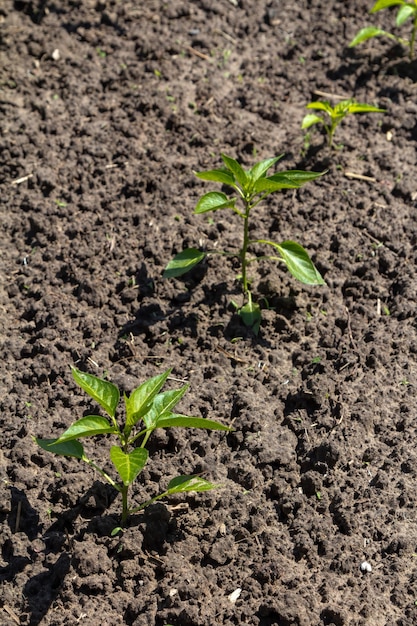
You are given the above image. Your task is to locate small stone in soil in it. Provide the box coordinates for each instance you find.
[360,561,372,573]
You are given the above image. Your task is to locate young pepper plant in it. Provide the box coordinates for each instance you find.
[302,99,385,149]
[163,154,325,334]
[349,0,417,61]
[35,367,231,525]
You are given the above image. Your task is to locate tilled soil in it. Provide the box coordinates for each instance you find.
[1,1,417,625]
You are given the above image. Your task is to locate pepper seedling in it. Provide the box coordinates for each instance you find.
[163,153,325,334]
[35,367,231,525]
[349,0,417,61]
[301,99,385,148]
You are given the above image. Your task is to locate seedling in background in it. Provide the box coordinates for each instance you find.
[302,99,385,148]
[35,367,231,525]
[163,154,325,334]
[350,0,417,61]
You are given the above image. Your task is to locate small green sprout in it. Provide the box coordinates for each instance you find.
[35,367,231,525]
[349,0,417,61]
[163,154,325,334]
[399,377,411,386]
[302,99,385,148]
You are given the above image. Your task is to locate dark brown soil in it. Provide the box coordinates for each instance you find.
[1,1,417,624]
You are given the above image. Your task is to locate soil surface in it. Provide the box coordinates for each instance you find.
[1,1,417,625]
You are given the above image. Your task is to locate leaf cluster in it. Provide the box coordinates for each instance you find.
[349,0,417,60]
[164,154,325,334]
[302,99,385,148]
[36,367,231,523]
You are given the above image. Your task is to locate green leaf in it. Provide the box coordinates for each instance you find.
[110,446,148,486]
[54,415,118,443]
[155,413,232,431]
[301,113,324,129]
[142,386,189,430]
[163,248,206,278]
[125,369,171,431]
[273,241,325,285]
[333,100,354,116]
[248,155,284,182]
[305,101,334,114]
[349,27,389,47]
[221,154,248,188]
[371,0,406,12]
[166,475,218,494]
[272,170,325,185]
[195,168,236,186]
[396,4,415,26]
[253,176,300,193]
[71,367,120,419]
[254,169,325,194]
[194,191,236,214]
[35,437,85,459]
[347,102,386,114]
[239,297,261,335]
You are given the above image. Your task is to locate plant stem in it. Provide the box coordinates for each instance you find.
[84,457,120,490]
[328,123,335,148]
[410,17,417,60]
[121,485,129,525]
[240,197,251,296]
[140,430,152,449]
[130,491,167,514]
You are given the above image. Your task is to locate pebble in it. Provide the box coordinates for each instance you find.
[360,561,372,573]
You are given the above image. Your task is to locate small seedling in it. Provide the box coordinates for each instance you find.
[349,0,417,61]
[163,154,325,334]
[302,99,385,148]
[35,367,231,524]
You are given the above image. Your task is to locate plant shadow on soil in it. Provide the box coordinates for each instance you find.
[2,483,182,625]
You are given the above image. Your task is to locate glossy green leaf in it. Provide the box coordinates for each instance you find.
[71,367,120,418]
[35,437,85,459]
[305,101,334,114]
[194,168,235,186]
[110,446,148,486]
[253,176,302,193]
[254,169,324,193]
[163,248,206,278]
[239,297,261,335]
[371,0,406,12]
[194,191,236,214]
[155,413,232,431]
[396,4,415,26]
[142,386,189,430]
[348,103,385,114]
[248,155,284,182]
[273,240,325,285]
[271,170,325,185]
[221,154,248,188]
[349,27,389,47]
[125,369,171,431]
[301,113,324,129]
[55,415,117,443]
[166,475,218,494]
